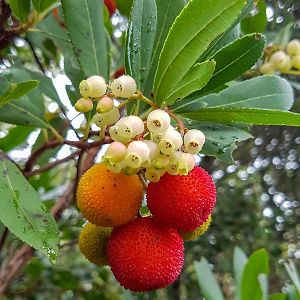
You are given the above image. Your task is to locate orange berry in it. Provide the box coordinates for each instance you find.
[77,163,143,227]
[79,223,112,266]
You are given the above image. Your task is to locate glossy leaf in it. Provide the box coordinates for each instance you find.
[0,80,39,107]
[194,258,224,300]
[7,0,31,22]
[61,0,109,79]
[143,0,185,96]
[200,34,265,94]
[153,0,245,105]
[188,121,252,162]
[125,0,157,89]
[179,108,300,127]
[241,1,267,34]
[173,76,294,113]
[234,247,248,300]
[32,0,57,12]
[241,248,269,300]
[0,153,59,262]
[164,61,215,105]
[0,126,33,152]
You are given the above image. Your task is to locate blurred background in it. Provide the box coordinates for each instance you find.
[0,0,299,299]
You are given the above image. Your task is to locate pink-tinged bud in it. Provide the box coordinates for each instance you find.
[177,152,195,175]
[104,142,127,163]
[86,75,107,98]
[79,80,92,98]
[184,129,205,154]
[147,109,171,134]
[75,98,93,113]
[96,96,114,113]
[125,141,150,168]
[287,39,300,56]
[159,127,183,155]
[111,75,137,98]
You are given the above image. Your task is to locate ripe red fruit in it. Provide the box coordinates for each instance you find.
[104,0,117,17]
[107,217,184,292]
[147,166,216,231]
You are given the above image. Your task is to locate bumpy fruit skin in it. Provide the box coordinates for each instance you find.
[107,217,184,292]
[77,163,143,227]
[79,223,112,266]
[181,215,212,241]
[104,0,116,16]
[147,166,216,231]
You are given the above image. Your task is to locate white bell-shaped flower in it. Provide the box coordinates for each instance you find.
[147,109,170,134]
[104,142,127,163]
[145,167,166,183]
[86,75,107,98]
[125,141,150,168]
[184,129,205,154]
[159,126,183,155]
[287,39,300,56]
[92,106,120,128]
[177,152,195,176]
[111,75,137,98]
[79,80,92,98]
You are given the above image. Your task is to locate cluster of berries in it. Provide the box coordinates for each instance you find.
[74,75,206,182]
[260,39,300,75]
[77,163,216,291]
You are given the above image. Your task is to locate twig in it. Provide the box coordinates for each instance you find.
[25,36,45,74]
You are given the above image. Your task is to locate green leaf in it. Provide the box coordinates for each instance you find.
[0,80,39,107]
[241,248,269,300]
[153,0,245,105]
[125,0,157,89]
[164,60,215,105]
[188,121,252,162]
[32,0,57,12]
[7,0,31,22]
[115,0,133,17]
[200,33,265,94]
[274,23,294,46]
[269,294,287,300]
[234,247,248,300]
[194,258,225,300]
[0,153,59,262]
[241,1,267,34]
[173,76,294,113]
[143,0,185,96]
[61,0,109,79]
[179,108,300,127]
[0,126,33,152]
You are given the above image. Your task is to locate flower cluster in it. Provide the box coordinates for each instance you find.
[260,39,300,75]
[74,75,206,182]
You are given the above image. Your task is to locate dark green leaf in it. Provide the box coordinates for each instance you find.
[0,80,39,107]
[61,0,109,79]
[125,0,157,89]
[115,0,133,16]
[32,0,57,12]
[179,108,300,127]
[164,60,215,105]
[194,258,224,300]
[188,121,252,162]
[200,34,265,94]
[0,153,59,262]
[143,0,185,96]
[173,76,294,113]
[0,126,33,152]
[241,248,269,300]
[153,0,246,105]
[7,0,31,22]
[233,247,248,300]
[241,1,267,34]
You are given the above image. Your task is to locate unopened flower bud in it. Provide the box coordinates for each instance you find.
[79,80,92,98]
[111,75,137,98]
[270,51,290,71]
[96,96,114,113]
[75,98,93,113]
[145,168,165,183]
[287,39,300,56]
[259,62,275,75]
[104,142,127,163]
[159,127,183,155]
[184,129,205,154]
[147,109,171,134]
[125,141,150,168]
[291,55,300,70]
[177,152,195,175]
[86,75,107,98]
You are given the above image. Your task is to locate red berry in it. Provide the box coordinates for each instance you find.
[107,217,184,292]
[147,166,216,231]
[104,0,117,17]
[113,66,125,79]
